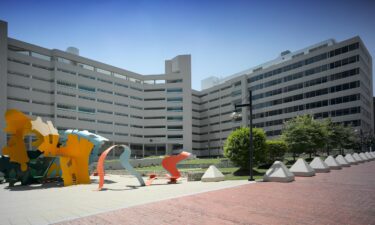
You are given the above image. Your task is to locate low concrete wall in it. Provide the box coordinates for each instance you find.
[177,159,235,169]
[94,158,235,170]
[92,157,163,170]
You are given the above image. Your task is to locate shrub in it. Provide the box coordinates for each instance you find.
[224,127,267,169]
[266,139,287,164]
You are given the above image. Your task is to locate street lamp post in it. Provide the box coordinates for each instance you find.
[360,129,364,152]
[230,90,254,181]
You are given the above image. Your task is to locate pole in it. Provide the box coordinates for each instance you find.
[249,90,254,181]
[360,129,363,152]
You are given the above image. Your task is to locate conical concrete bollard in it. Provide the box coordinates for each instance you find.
[310,157,330,173]
[365,152,374,160]
[359,153,369,162]
[324,156,341,169]
[345,154,358,165]
[263,161,294,182]
[335,155,350,167]
[289,158,315,177]
[201,165,225,182]
[352,153,363,163]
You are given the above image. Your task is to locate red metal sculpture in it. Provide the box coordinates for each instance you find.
[146,151,191,185]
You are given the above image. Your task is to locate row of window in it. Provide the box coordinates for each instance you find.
[247,42,359,83]
[56,114,184,130]
[253,94,360,119]
[253,106,361,128]
[8,70,55,83]
[253,81,360,110]
[8,58,54,71]
[193,53,361,105]
[56,104,183,121]
[250,55,359,92]
[252,68,360,101]
[9,45,184,86]
[57,80,184,102]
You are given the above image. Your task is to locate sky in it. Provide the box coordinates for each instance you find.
[0,0,374,91]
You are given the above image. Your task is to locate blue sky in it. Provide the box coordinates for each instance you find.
[0,0,374,91]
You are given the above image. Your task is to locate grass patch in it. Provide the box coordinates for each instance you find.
[224,167,266,180]
[135,165,163,172]
[180,158,224,165]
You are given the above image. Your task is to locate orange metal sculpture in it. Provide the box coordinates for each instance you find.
[146,151,191,185]
[97,145,117,190]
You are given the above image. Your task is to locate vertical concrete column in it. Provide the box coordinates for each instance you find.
[0,21,8,153]
[165,55,193,153]
[178,55,193,152]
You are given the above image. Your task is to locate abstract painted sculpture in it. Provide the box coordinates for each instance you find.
[97,145,145,190]
[146,151,191,185]
[1,109,190,189]
[0,109,107,186]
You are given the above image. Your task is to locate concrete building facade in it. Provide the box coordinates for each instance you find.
[192,37,373,156]
[0,20,373,157]
[0,21,192,157]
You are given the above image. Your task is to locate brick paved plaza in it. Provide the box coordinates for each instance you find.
[58,161,375,225]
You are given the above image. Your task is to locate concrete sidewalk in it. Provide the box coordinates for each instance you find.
[0,175,248,225]
[59,161,375,225]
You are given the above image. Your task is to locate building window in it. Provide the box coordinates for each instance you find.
[168,135,183,139]
[114,73,127,80]
[57,80,76,89]
[98,120,113,125]
[77,63,94,71]
[168,125,183,130]
[97,99,113,105]
[167,106,183,112]
[79,95,95,101]
[167,88,183,93]
[78,85,96,93]
[96,68,111,76]
[98,88,113,94]
[167,116,183,121]
[167,79,183,83]
[57,104,76,111]
[167,97,183,102]
[78,107,95,114]
[31,52,51,61]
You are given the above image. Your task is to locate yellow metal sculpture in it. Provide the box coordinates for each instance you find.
[2,109,94,186]
[2,110,31,172]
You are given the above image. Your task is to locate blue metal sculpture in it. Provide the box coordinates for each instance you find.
[119,145,145,186]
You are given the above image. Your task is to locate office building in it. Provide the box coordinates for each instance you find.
[0,21,192,157]
[0,20,373,157]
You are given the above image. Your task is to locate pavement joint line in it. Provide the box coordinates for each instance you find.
[51,181,256,224]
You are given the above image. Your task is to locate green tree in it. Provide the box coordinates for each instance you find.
[281,115,327,160]
[224,127,267,169]
[322,119,337,155]
[342,127,360,152]
[322,119,356,155]
[266,139,287,164]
